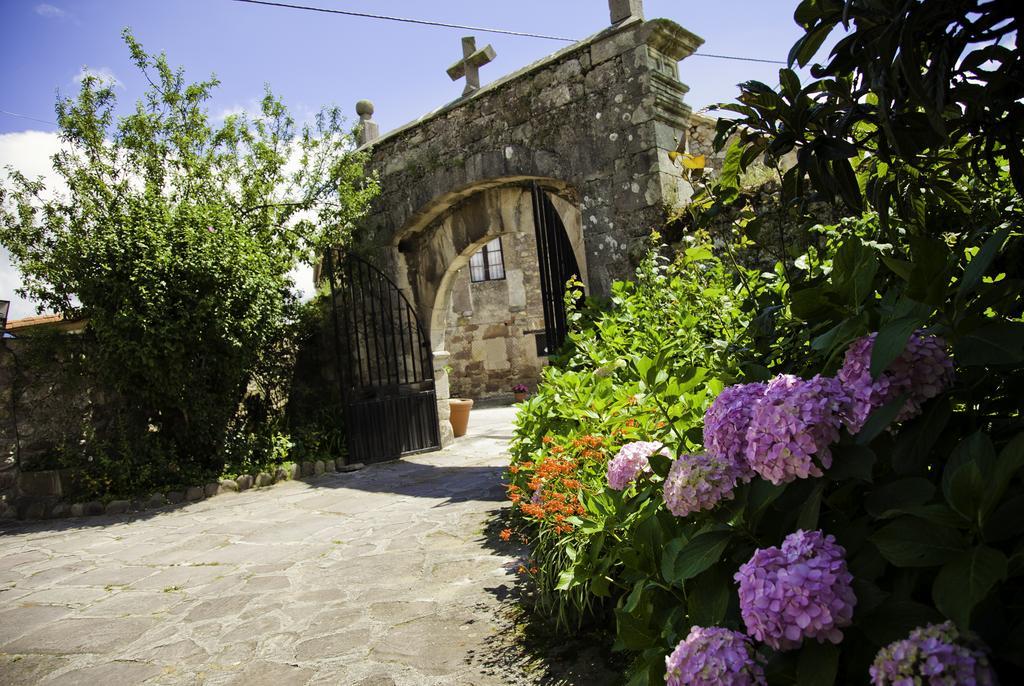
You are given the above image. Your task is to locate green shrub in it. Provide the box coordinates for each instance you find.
[508,1,1024,683]
[0,32,376,495]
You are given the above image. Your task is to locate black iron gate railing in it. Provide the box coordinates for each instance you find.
[323,251,440,464]
[531,183,583,355]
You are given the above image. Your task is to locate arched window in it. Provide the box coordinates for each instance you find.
[469,237,505,282]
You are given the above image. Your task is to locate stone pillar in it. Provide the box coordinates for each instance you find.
[433,350,454,447]
[355,100,379,147]
[609,0,643,23]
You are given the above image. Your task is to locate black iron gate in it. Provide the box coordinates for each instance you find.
[531,183,583,355]
[324,251,440,464]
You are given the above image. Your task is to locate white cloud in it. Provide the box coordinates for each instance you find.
[73,66,123,89]
[0,130,66,320]
[35,3,67,19]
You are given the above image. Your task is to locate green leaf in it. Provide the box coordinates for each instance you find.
[865,478,936,518]
[955,320,1024,366]
[870,313,929,378]
[932,545,1008,628]
[871,516,966,567]
[881,255,913,281]
[860,601,945,646]
[984,495,1024,542]
[615,607,657,650]
[942,432,994,523]
[797,641,839,686]
[984,432,1024,513]
[827,444,876,482]
[555,568,576,591]
[688,565,730,626]
[797,482,824,530]
[856,395,907,445]
[891,396,952,474]
[662,530,732,584]
[789,21,836,67]
[780,68,801,99]
[719,139,744,190]
[958,227,1010,302]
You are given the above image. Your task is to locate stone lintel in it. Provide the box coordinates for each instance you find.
[642,18,704,61]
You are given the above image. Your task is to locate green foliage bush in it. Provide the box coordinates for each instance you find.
[507,1,1024,683]
[0,32,376,495]
[508,239,764,626]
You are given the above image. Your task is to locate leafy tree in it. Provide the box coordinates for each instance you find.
[0,30,377,483]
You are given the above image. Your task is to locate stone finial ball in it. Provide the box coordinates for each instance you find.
[355,100,375,118]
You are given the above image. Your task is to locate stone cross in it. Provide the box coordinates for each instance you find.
[446,36,496,96]
[609,0,643,24]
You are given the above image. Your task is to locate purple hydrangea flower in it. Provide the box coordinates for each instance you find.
[869,622,995,686]
[838,331,954,434]
[744,375,848,484]
[663,453,743,517]
[703,382,766,481]
[606,441,667,491]
[665,626,766,686]
[735,529,856,651]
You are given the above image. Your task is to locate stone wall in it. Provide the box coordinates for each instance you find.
[0,336,99,519]
[444,230,547,400]
[355,16,705,310]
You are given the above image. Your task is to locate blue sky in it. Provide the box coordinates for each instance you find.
[1,0,820,318]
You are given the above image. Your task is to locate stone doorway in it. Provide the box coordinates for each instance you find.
[392,182,585,404]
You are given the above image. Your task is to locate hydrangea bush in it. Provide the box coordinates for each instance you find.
[505,2,1024,683]
[665,626,765,686]
[607,441,667,491]
[662,453,745,517]
[735,530,856,650]
[744,374,848,484]
[869,622,996,686]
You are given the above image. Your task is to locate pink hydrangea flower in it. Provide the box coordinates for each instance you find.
[838,331,953,434]
[606,441,667,491]
[870,622,995,686]
[665,626,765,686]
[703,382,766,481]
[735,529,856,651]
[662,453,743,517]
[744,375,849,484]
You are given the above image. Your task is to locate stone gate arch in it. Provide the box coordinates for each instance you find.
[336,3,717,446]
[385,178,585,352]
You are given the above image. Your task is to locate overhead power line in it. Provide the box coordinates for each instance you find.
[0,110,57,126]
[231,0,577,42]
[230,0,787,65]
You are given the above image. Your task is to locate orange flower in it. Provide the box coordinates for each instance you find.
[500,528,512,541]
[509,464,519,474]
[542,435,553,444]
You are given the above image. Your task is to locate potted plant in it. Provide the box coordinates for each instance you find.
[512,383,529,403]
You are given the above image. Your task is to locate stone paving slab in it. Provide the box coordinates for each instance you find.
[0,407,616,685]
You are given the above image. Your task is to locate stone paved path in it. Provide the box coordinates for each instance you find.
[0,406,610,685]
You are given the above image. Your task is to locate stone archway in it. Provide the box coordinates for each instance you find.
[384,181,583,424]
[387,182,585,353]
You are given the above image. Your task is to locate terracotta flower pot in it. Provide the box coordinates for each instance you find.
[449,398,474,437]
[513,392,527,403]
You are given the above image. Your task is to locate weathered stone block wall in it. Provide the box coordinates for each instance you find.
[0,336,99,518]
[444,230,547,400]
[356,17,705,300]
